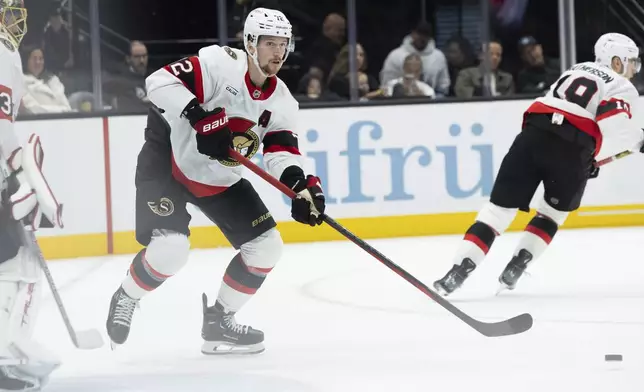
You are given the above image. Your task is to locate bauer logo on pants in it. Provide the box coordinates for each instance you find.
[148,197,175,217]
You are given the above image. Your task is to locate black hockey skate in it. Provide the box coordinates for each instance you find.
[498,249,534,291]
[433,258,477,296]
[106,286,139,349]
[201,293,264,355]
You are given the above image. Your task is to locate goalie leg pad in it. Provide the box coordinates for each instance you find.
[6,337,61,382]
[0,248,56,387]
[0,277,41,356]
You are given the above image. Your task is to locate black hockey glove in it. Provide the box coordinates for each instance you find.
[588,160,600,179]
[183,99,232,160]
[280,166,325,226]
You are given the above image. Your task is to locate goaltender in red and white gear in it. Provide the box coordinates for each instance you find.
[0,135,64,391]
[1,1,65,389]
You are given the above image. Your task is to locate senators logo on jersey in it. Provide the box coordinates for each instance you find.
[212,117,260,167]
[147,197,175,217]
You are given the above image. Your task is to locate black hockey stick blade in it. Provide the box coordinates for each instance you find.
[322,215,534,337]
[429,287,533,337]
[473,313,534,337]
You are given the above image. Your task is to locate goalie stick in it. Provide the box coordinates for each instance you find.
[22,230,104,350]
[229,149,533,338]
[0,148,103,350]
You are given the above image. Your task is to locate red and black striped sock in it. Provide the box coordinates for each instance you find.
[216,253,272,313]
[515,214,559,259]
[454,221,497,266]
[122,249,172,299]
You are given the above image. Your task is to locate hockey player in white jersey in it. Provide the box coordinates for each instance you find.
[0,0,64,390]
[433,33,644,296]
[105,8,326,355]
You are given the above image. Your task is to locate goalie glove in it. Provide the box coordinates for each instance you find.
[1,134,63,231]
[3,147,38,229]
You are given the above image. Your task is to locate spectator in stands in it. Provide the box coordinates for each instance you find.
[327,43,381,100]
[42,7,73,74]
[21,46,72,114]
[455,39,514,98]
[102,40,151,112]
[383,53,435,98]
[306,13,346,82]
[516,36,560,94]
[294,74,342,102]
[444,35,476,97]
[380,21,450,96]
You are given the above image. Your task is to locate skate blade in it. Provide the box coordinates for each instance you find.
[109,340,122,351]
[201,341,265,356]
[496,276,516,295]
[496,270,531,295]
[495,284,510,296]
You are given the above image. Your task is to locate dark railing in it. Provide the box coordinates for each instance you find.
[16,93,541,122]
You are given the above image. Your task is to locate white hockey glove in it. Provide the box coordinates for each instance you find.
[3,134,63,231]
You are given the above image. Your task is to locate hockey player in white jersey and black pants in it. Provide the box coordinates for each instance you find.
[0,1,65,390]
[105,8,326,355]
[433,33,644,296]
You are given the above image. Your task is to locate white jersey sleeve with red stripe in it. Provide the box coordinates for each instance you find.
[594,82,643,156]
[261,96,303,180]
[527,61,643,156]
[146,45,223,120]
[0,35,26,164]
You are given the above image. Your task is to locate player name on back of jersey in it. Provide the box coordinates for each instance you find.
[571,63,615,84]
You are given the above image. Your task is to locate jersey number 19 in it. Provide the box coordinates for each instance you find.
[552,75,598,109]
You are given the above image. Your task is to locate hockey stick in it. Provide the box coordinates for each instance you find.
[230,149,533,337]
[595,149,634,167]
[23,230,104,350]
[0,153,103,350]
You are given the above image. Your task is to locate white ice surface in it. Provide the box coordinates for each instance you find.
[29,227,644,391]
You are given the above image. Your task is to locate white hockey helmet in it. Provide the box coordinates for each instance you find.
[0,0,27,47]
[594,32,641,75]
[243,7,294,76]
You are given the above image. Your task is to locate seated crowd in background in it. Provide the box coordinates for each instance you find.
[19,5,644,115]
